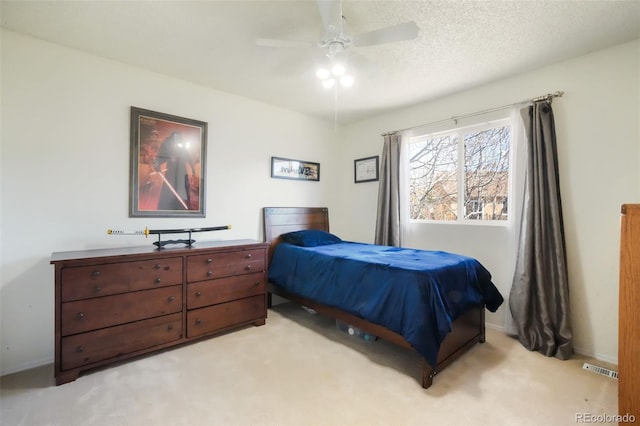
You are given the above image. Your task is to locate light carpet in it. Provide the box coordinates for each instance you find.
[1,302,617,426]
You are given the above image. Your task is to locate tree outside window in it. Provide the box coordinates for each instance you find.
[408,120,511,222]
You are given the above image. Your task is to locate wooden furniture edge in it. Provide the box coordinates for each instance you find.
[619,203,639,417]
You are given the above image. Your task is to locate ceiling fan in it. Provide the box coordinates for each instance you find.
[256,0,420,88]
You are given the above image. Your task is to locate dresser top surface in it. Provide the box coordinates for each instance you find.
[51,239,265,264]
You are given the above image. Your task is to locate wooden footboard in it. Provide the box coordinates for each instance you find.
[269,282,484,389]
[425,305,485,387]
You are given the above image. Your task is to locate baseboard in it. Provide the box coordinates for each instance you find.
[484,323,618,366]
[573,346,618,367]
[1,356,53,377]
[485,322,505,332]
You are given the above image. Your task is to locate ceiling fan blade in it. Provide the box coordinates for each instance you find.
[256,38,314,48]
[353,21,420,47]
[317,0,343,35]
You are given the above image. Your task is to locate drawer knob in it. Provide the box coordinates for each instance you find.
[76,312,85,320]
[195,291,202,297]
[94,286,102,293]
[168,296,175,302]
[206,270,213,277]
[254,281,260,287]
[154,264,161,270]
[167,324,174,331]
[245,265,252,270]
[91,270,101,277]
[154,278,161,284]
[76,346,84,353]
[246,253,252,259]
[206,258,213,264]
[196,319,202,325]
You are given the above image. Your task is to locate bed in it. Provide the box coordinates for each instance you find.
[263,206,503,389]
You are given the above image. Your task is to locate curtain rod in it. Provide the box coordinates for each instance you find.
[381,91,564,136]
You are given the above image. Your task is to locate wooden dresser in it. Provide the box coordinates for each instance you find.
[619,204,639,418]
[51,240,267,385]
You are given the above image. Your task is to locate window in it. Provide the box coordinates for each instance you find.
[408,119,512,223]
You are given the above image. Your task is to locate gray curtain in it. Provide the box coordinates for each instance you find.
[374,133,402,247]
[509,101,573,359]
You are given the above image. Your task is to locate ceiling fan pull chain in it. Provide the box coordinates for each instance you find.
[334,85,339,131]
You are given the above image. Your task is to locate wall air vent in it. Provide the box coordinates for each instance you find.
[582,362,618,379]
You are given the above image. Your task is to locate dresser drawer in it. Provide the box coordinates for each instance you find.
[187,249,265,282]
[187,272,265,309]
[187,295,265,338]
[61,313,182,370]
[61,285,182,336]
[61,263,131,302]
[130,257,183,291]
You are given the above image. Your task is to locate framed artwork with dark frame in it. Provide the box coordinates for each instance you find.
[130,107,207,217]
[271,156,320,181]
[354,156,379,183]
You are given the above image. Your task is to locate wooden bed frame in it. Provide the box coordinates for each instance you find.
[263,206,485,389]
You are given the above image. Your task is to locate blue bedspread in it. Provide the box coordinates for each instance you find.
[268,242,503,366]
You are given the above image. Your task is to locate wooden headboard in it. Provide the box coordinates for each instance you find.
[263,207,330,262]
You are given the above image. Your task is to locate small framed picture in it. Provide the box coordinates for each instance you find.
[354,156,379,183]
[130,107,207,217]
[271,156,320,181]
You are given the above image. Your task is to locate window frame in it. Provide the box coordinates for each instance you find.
[405,116,514,226]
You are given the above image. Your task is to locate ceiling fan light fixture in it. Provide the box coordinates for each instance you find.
[331,63,346,76]
[257,1,421,95]
[322,78,336,89]
[316,68,331,80]
[317,62,354,89]
[340,75,354,87]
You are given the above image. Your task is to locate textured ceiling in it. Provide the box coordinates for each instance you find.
[2,1,639,124]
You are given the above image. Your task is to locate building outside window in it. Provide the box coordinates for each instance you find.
[408,118,512,223]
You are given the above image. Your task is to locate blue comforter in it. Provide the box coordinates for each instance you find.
[268,242,503,366]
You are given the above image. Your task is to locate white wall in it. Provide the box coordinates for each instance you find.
[2,28,638,375]
[335,40,640,364]
[0,29,338,375]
